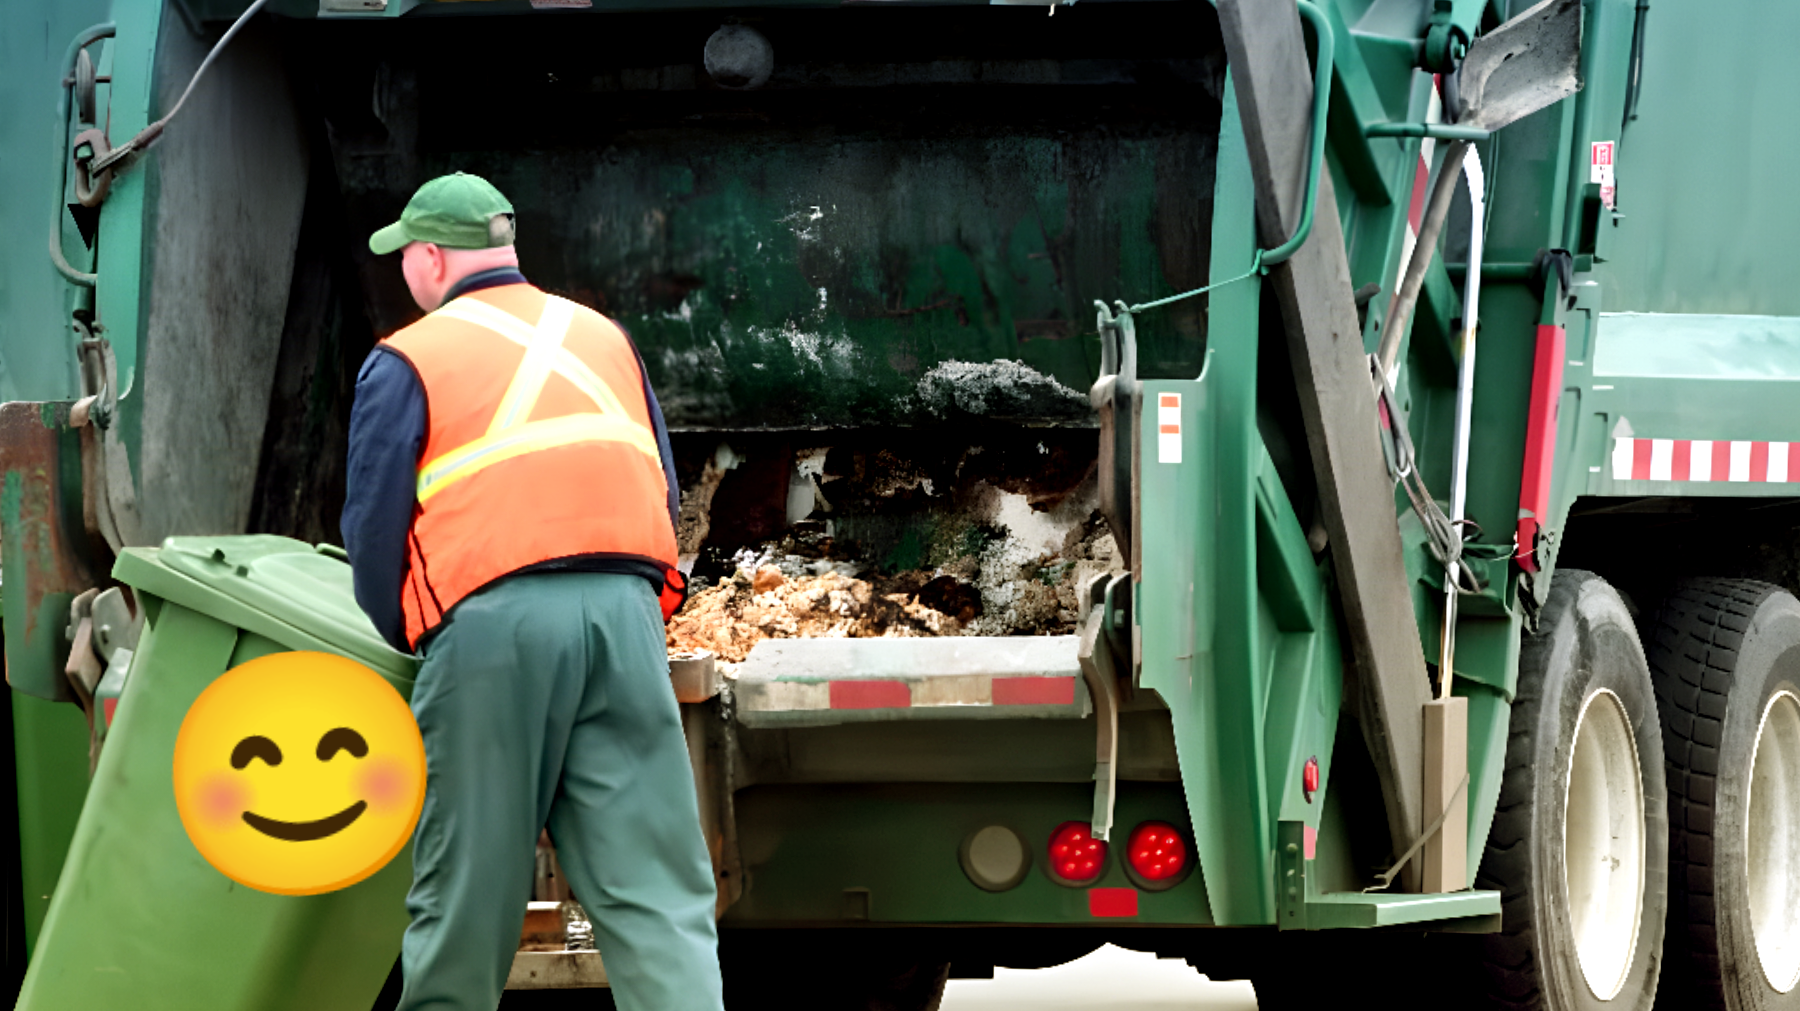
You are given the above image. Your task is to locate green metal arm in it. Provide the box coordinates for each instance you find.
[1259,0,1334,268]
[1366,122,1491,141]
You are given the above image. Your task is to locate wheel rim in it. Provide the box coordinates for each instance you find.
[1747,690,1800,993]
[1563,688,1646,1001]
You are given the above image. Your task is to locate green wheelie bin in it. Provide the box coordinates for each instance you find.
[15,535,418,1011]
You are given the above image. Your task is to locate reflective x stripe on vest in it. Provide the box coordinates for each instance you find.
[419,295,662,503]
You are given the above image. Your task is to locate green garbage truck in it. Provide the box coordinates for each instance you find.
[3,0,1799,1008]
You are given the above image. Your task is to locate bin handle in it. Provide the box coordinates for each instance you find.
[315,544,350,562]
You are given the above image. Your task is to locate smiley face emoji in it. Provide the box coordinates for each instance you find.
[172,651,426,896]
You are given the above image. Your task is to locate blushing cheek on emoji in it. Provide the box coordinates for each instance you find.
[172,651,426,896]
[197,774,252,831]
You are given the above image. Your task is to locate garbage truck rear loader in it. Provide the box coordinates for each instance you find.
[3,0,1800,1009]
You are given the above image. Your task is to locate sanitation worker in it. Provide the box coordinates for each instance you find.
[341,171,724,1011]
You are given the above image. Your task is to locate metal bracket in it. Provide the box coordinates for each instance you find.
[1092,302,1138,564]
[1422,0,1484,72]
[1076,574,1123,841]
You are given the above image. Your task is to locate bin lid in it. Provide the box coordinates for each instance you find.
[112,535,416,682]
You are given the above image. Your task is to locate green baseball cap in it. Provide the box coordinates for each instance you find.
[368,172,517,255]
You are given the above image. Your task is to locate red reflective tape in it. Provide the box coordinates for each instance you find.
[103,698,117,726]
[1515,325,1565,572]
[829,680,912,710]
[1629,439,1652,480]
[1159,393,1179,408]
[1752,441,1771,482]
[992,676,1076,706]
[1790,443,1800,483]
[1714,443,1732,482]
[1088,887,1139,918]
[1672,440,1692,482]
[1408,157,1429,234]
[1303,824,1318,861]
[1159,424,1180,435]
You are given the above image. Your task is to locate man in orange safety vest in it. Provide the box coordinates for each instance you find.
[342,171,722,1011]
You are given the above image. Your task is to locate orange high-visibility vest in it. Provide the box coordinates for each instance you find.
[382,283,679,649]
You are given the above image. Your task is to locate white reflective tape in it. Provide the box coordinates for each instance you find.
[910,676,992,707]
[1649,439,1673,481]
[1730,441,1752,482]
[1690,441,1713,482]
[737,681,831,712]
[1611,437,1634,480]
[1158,393,1182,464]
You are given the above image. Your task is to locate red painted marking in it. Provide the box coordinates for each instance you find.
[1407,156,1429,234]
[1515,325,1566,572]
[1159,393,1180,408]
[1303,824,1318,861]
[103,698,117,726]
[1158,424,1180,435]
[1751,442,1771,482]
[1088,888,1139,918]
[1714,442,1733,482]
[1630,439,1653,481]
[829,680,912,710]
[992,676,1077,707]
[1671,440,1692,482]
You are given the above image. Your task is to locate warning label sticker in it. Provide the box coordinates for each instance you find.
[1590,141,1615,184]
[1591,141,1617,209]
[1157,393,1182,465]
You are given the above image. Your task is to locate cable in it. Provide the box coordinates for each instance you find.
[89,0,271,175]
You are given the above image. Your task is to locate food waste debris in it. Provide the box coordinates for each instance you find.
[666,520,1122,663]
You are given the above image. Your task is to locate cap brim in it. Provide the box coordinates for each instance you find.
[369,221,412,255]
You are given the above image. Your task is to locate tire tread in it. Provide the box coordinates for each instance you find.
[1645,577,1782,1011]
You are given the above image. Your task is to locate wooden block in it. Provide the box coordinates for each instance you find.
[1422,697,1469,893]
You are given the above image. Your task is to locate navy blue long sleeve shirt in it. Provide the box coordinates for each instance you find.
[341,269,680,652]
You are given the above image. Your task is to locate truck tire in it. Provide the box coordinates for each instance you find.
[1474,568,1667,1010]
[1646,579,1800,1011]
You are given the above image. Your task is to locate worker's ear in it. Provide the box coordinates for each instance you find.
[421,242,447,280]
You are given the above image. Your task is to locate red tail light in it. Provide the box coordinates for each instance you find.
[1125,822,1189,888]
[1047,822,1107,885]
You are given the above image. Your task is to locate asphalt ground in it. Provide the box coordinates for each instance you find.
[942,944,1258,1010]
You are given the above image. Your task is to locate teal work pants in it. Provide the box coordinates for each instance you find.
[396,571,724,1011]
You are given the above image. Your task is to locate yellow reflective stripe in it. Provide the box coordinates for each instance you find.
[417,413,661,503]
[486,296,574,435]
[434,298,630,420]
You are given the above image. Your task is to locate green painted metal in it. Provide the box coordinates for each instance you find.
[9,698,89,956]
[723,782,1209,926]
[1365,122,1490,140]
[1136,75,1274,927]
[1276,821,1500,930]
[18,539,416,1010]
[6,0,1799,966]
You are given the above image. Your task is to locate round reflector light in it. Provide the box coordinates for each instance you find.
[1047,821,1108,885]
[1125,821,1190,890]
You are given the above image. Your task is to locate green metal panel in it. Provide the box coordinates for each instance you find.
[8,698,88,956]
[1596,3,1800,316]
[724,782,1209,926]
[1135,76,1278,927]
[0,2,115,404]
[1275,821,1500,930]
